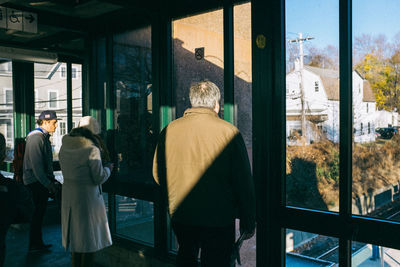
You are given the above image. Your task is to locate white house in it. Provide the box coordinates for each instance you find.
[0,61,82,160]
[375,110,398,128]
[286,65,376,144]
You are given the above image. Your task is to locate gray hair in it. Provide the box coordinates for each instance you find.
[189,81,221,109]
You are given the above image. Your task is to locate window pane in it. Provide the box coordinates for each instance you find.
[72,64,82,131]
[234,3,255,266]
[352,242,400,266]
[113,27,153,183]
[0,61,13,161]
[173,8,224,118]
[5,89,12,104]
[351,0,400,221]
[115,195,154,245]
[35,63,67,160]
[286,0,340,211]
[103,192,109,219]
[49,91,57,108]
[61,66,66,78]
[286,229,338,266]
[59,122,66,136]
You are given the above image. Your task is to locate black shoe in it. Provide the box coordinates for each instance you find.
[29,243,52,252]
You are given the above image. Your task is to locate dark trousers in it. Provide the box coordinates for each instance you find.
[172,221,235,267]
[0,225,8,267]
[27,182,49,247]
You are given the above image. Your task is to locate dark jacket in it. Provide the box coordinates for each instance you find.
[0,174,33,226]
[153,108,256,231]
[23,128,55,187]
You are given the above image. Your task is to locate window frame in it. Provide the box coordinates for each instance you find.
[60,65,77,79]
[4,88,12,104]
[60,66,66,78]
[5,121,12,140]
[90,1,400,266]
[48,90,59,109]
[59,121,66,136]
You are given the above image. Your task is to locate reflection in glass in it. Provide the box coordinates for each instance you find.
[35,62,67,160]
[234,2,252,161]
[72,64,82,130]
[113,27,154,182]
[115,195,154,245]
[352,0,400,222]
[286,229,338,266]
[234,3,255,267]
[352,242,400,266]
[285,0,339,211]
[173,8,224,118]
[103,192,109,213]
[0,61,13,161]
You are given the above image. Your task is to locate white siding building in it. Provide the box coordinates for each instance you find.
[0,61,82,160]
[286,66,376,144]
[375,110,398,128]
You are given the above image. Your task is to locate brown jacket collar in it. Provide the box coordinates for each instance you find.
[183,107,218,117]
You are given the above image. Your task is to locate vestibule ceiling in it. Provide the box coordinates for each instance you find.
[0,0,130,56]
[0,0,230,58]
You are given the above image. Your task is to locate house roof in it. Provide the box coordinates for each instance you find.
[305,66,339,79]
[305,66,339,100]
[304,66,375,102]
[363,81,375,102]
[34,63,61,79]
[320,76,339,101]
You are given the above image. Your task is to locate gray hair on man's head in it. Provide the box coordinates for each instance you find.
[189,80,221,109]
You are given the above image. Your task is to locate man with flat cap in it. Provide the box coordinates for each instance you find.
[23,110,58,252]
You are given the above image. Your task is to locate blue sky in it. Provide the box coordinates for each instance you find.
[286,0,400,49]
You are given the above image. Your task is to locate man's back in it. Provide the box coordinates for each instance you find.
[153,81,255,267]
[153,107,255,228]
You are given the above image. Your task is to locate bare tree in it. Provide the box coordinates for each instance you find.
[306,45,338,70]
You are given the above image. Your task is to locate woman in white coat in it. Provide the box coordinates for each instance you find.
[59,116,114,267]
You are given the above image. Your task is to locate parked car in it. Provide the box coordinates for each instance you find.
[376,127,396,139]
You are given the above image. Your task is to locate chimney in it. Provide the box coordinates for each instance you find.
[294,58,300,71]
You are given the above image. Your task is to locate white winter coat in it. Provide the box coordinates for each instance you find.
[59,135,112,253]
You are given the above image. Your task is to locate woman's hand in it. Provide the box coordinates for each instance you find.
[105,163,114,173]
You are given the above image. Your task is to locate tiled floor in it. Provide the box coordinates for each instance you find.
[4,200,72,267]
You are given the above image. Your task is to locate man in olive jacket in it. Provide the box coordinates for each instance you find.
[153,81,256,267]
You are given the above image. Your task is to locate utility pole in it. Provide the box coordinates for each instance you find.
[289,33,314,141]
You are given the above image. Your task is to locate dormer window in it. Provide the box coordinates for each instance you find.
[60,66,77,79]
[61,66,66,78]
[315,81,319,92]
